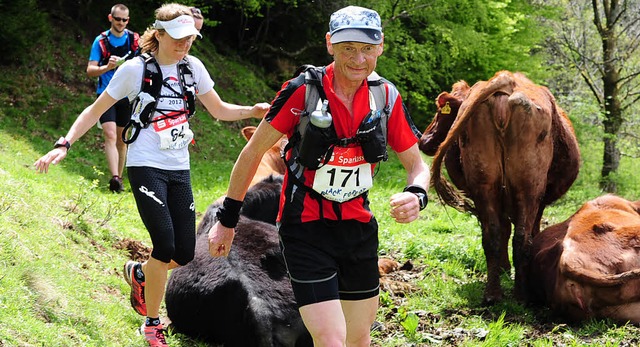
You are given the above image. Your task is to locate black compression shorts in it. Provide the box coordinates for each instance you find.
[128,166,196,265]
[278,218,380,307]
[99,97,131,127]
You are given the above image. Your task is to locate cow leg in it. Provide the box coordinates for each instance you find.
[499,222,511,273]
[458,100,508,305]
[506,91,553,302]
[480,211,508,304]
[512,220,535,301]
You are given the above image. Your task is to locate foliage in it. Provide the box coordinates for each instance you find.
[542,0,640,192]
[2,1,640,346]
[375,0,554,126]
[176,0,555,128]
[0,0,49,65]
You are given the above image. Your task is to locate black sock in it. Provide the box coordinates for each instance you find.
[145,317,161,326]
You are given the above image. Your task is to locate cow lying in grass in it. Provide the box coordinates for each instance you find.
[165,175,313,346]
[527,194,640,324]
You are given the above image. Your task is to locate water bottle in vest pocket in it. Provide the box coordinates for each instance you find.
[298,100,336,170]
[357,110,387,163]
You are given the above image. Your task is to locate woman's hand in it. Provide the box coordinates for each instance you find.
[34,148,68,173]
[250,102,271,119]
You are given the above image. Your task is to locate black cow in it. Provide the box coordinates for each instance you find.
[165,175,312,346]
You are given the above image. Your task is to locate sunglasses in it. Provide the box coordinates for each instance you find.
[112,16,129,22]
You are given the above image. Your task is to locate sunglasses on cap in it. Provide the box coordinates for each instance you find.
[112,16,129,22]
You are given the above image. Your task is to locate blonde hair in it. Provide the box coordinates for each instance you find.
[139,3,193,54]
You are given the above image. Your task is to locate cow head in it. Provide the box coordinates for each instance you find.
[419,81,469,156]
[241,126,288,187]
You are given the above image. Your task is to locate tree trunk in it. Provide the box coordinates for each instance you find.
[596,0,622,193]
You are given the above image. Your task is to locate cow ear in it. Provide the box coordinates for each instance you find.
[436,92,450,108]
[632,200,640,215]
[241,126,257,141]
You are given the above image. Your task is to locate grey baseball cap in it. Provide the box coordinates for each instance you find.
[329,6,383,44]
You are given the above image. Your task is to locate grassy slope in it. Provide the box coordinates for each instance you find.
[2,19,640,347]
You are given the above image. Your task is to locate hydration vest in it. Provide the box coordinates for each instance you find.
[281,65,391,209]
[98,29,140,66]
[122,53,197,144]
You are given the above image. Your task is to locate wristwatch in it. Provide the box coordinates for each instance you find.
[54,137,70,150]
[412,191,428,211]
[403,184,428,211]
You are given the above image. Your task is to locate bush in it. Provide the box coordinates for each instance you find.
[0,0,50,65]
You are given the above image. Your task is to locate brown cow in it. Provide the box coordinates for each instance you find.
[527,194,640,324]
[213,126,287,205]
[241,126,287,187]
[425,71,581,303]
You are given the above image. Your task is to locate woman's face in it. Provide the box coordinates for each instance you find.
[156,31,194,61]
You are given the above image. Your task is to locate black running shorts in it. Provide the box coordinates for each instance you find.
[278,218,380,307]
[99,97,131,127]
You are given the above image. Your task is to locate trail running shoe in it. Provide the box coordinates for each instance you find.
[140,323,168,347]
[109,175,124,193]
[123,260,147,316]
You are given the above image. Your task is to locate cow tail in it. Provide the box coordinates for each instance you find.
[431,71,516,215]
[430,149,466,211]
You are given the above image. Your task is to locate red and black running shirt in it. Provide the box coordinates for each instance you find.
[266,63,420,224]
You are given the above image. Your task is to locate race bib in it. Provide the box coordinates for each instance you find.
[154,113,194,150]
[312,146,373,202]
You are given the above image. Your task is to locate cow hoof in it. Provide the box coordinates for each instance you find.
[482,296,501,306]
[483,290,503,305]
[513,287,528,303]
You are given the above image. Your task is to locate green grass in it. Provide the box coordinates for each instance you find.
[2,19,640,347]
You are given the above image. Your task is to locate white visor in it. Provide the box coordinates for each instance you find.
[154,15,202,39]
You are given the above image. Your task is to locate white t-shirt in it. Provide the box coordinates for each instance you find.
[106,54,215,171]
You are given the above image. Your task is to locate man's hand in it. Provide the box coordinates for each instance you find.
[389,192,420,223]
[208,221,235,257]
[106,56,120,71]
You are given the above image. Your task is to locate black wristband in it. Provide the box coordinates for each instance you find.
[216,197,244,228]
[403,184,428,211]
[54,137,71,150]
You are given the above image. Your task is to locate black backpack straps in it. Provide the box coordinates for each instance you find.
[177,57,196,116]
[304,66,327,111]
[123,54,161,144]
[366,71,389,146]
[178,57,195,86]
[127,29,140,57]
[140,53,162,97]
[98,30,111,65]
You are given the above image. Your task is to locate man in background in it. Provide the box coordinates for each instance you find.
[87,3,139,192]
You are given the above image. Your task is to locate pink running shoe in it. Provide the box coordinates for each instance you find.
[140,323,168,347]
[123,260,147,316]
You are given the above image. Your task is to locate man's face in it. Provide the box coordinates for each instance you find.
[109,9,130,34]
[327,38,383,83]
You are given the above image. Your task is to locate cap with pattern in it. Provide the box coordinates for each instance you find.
[329,6,382,44]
